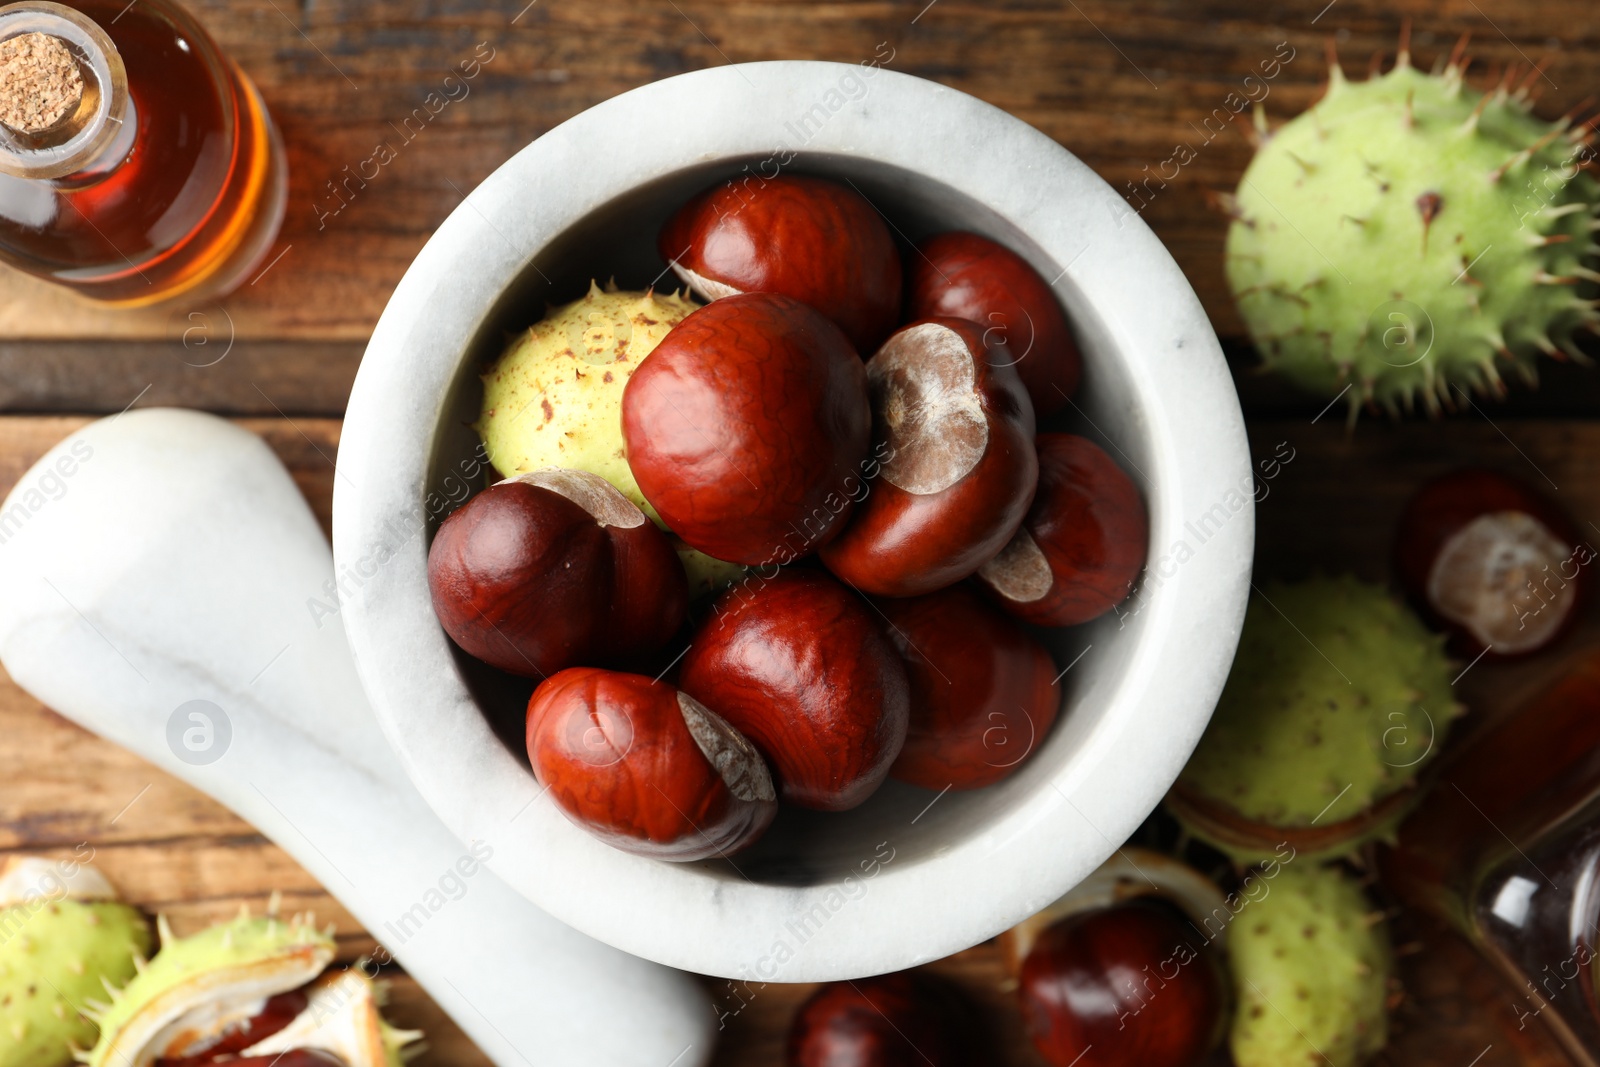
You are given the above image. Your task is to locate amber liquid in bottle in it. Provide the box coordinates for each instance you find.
[0,0,285,305]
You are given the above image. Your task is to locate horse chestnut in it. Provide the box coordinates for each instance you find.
[1019,900,1227,1067]
[786,970,991,1067]
[978,434,1146,627]
[622,293,872,566]
[428,470,688,677]
[659,174,902,353]
[679,569,909,811]
[880,584,1060,790]
[525,668,776,860]
[820,319,1038,597]
[1394,468,1591,657]
[906,231,1081,416]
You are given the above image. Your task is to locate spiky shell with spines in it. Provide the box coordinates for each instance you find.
[0,859,151,1067]
[475,281,746,596]
[85,907,335,1067]
[240,969,421,1067]
[1228,863,1392,1067]
[1226,40,1600,419]
[1170,576,1463,862]
[476,280,700,525]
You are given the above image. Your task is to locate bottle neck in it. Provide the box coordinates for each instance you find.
[0,2,128,180]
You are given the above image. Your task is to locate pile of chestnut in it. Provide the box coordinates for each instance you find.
[786,896,1224,1067]
[428,174,1148,861]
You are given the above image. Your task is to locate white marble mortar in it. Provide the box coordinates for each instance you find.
[336,61,1254,981]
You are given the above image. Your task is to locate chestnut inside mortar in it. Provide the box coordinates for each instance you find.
[423,154,1157,884]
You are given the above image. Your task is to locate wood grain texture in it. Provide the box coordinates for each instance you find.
[3,0,1596,349]
[5,1,1600,1060]
[15,334,1600,419]
[0,341,363,416]
[1,412,1591,1065]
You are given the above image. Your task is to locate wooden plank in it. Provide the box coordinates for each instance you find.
[2,0,1595,344]
[13,334,1600,420]
[1248,419,1598,587]
[7,0,1599,1062]
[0,341,363,417]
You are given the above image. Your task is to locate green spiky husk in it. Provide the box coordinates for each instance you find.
[378,1018,412,1067]
[1230,863,1392,1067]
[1175,576,1461,860]
[0,901,150,1067]
[87,912,334,1067]
[1226,55,1600,417]
[475,282,699,525]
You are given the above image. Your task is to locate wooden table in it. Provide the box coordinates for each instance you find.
[5,1,1600,1063]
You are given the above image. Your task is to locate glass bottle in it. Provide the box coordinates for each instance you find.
[0,0,286,305]
[1383,646,1600,1064]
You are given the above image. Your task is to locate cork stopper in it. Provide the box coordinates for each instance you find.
[0,32,83,134]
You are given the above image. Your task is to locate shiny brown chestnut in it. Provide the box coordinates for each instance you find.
[679,569,909,811]
[879,584,1060,790]
[820,318,1038,597]
[1018,899,1228,1067]
[622,293,872,566]
[1394,467,1592,657]
[427,470,688,678]
[428,475,608,677]
[525,667,776,860]
[659,174,902,354]
[786,970,992,1067]
[527,470,689,661]
[906,231,1082,416]
[979,434,1146,627]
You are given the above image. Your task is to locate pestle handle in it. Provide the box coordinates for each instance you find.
[0,409,712,1067]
